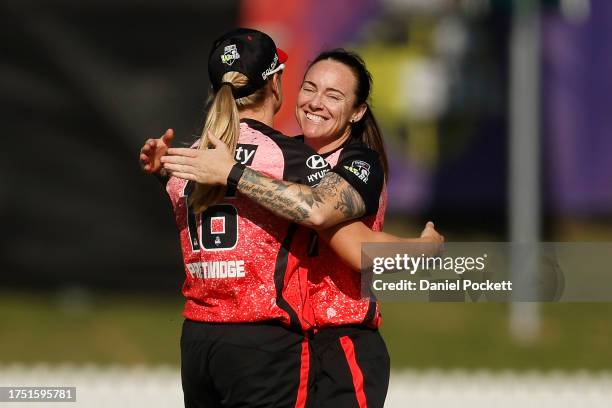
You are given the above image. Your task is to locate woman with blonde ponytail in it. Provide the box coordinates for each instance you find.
[142,29,319,408]
[190,71,266,213]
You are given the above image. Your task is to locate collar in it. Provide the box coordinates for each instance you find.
[240,118,280,138]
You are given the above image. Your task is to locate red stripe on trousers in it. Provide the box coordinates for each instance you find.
[339,335,368,408]
[294,338,310,408]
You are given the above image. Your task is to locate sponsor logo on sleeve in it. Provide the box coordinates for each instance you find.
[221,44,240,66]
[306,155,331,185]
[344,160,371,183]
[306,154,328,169]
[307,169,329,184]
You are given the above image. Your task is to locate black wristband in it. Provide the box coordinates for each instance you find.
[226,162,246,196]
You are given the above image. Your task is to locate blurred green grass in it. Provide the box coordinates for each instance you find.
[381,303,612,370]
[0,291,184,365]
[1,291,611,370]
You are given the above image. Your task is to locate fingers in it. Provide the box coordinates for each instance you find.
[166,147,199,157]
[163,157,195,172]
[162,162,197,175]
[161,128,174,146]
[140,132,173,174]
[207,131,221,147]
[420,220,444,244]
[141,139,154,153]
[139,153,153,173]
[161,154,197,165]
[207,132,231,155]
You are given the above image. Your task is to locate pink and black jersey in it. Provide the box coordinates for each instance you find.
[165,119,331,331]
[303,141,387,329]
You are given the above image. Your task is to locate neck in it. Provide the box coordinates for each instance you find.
[239,106,275,128]
[305,126,351,154]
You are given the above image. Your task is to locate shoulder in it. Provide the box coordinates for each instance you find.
[332,140,383,176]
[327,140,385,215]
[240,120,311,153]
[241,119,296,143]
[336,141,380,161]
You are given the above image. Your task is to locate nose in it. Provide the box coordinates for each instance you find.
[308,92,323,110]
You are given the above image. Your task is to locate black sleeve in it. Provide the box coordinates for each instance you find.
[329,144,384,216]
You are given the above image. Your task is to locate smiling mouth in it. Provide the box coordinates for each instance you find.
[305,112,326,123]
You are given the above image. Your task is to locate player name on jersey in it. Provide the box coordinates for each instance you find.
[186,260,246,279]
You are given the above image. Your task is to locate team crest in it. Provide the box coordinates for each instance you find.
[344,160,371,183]
[221,44,240,66]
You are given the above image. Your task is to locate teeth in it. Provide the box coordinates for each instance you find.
[305,112,324,123]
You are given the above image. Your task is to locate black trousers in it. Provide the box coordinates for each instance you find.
[181,319,308,408]
[306,326,390,408]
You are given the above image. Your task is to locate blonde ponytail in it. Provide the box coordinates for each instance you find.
[189,71,269,213]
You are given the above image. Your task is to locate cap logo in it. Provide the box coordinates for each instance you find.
[262,54,279,80]
[221,44,240,66]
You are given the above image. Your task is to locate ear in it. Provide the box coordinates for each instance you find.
[351,103,367,123]
[270,73,282,101]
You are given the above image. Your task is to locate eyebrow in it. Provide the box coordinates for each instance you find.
[303,80,346,97]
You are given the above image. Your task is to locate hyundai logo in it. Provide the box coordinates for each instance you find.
[306,155,328,170]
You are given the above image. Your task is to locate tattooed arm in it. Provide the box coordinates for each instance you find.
[237,168,366,229]
[161,133,369,229]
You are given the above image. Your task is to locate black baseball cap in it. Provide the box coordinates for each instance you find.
[208,28,288,99]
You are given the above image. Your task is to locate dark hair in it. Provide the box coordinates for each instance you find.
[309,49,389,180]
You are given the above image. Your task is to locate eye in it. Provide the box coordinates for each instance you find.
[301,84,315,93]
[327,93,342,101]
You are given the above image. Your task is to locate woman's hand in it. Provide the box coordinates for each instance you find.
[420,221,444,255]
[420,221,444,244]
[139,129,174,174]
[161,133,235,185]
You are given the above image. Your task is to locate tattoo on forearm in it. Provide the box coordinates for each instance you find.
[237,168,365,227]
[238,169,309,222]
